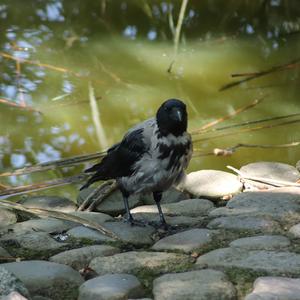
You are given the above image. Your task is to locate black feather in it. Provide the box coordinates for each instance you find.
[80,128,147,190]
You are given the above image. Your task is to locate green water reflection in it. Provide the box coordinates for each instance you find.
[0,0,299,199]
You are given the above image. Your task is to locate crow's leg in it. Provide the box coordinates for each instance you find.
[153,191,168,228]
[121,190,145,226]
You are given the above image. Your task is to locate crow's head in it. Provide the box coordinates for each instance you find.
[156,98,188,136]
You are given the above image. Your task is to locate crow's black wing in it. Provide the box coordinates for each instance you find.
[80,128,148,189]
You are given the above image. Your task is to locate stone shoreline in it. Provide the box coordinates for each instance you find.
[0,161,300,300]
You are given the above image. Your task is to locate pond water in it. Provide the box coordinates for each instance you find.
[0,0,299,199]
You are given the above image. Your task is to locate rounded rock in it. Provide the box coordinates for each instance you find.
[49,245,120,270]
[131,198,214,218]
[89,251,193,276]
[182,170,243,198]
[1,260,84,300]
[153,269,236,300]
[229,235,291,250]
[245,276,300,300]
[78,274,144,300]
[240,161,300,183]
[152,228,218,253]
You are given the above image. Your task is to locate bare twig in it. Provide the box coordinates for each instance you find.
[214,112,300,131]
[0,98,41,113]
[78,180,117,211]
[0,199,119,239]
[0,151,106,177]
[0,174,87,198]
[190,96,265,134]
[0,51,104,84]
[193,118,300,143]
[220,57,300,91]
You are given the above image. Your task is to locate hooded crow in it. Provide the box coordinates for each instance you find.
[80,99,192,227]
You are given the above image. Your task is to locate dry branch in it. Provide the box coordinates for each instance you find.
[0,151,106,177]
[78,180,117,211]
[193,118,300,143]
[0,174,87,198]
[190,96,265,134]
[0,199,119,239]
[220,57,300,91]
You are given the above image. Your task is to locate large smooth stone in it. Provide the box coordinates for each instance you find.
[182,170,243,198]
[49,245,120,270]
[240,161,300,182]
[131,198,214,218]
[153,269,236,300]
[104,221,155,246]
[152,228,219,253]
[207,216,281,234]
[245,276,300,300]
[89,251,193,276]
[78,274,144,300]
[1,260,84,300]
[196,248,300,276]
[211,188,300,226]
[229,235,291,250]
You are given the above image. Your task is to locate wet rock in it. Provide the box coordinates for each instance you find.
[49,245,120,270]
[66,226,114,243]
[207,216,281,234]
[245,276,300,300]
[68,211,113,224]
[0,232,67,257]
[132,213,204,227]
[0,209,18,228]
[229,235,291,250]
[89,251,193,276]
[240,161,300,183]
[153,269,236,300]
[196,248,300,276]
[289,223,300,238]
[18,196,76,212]
[140,187,189,205]
[104,222,155,246]
[296,160,300,172]
[1,260,83,300]
[131,198,214,218]
[78,274,144,300]
[77,188,140,216]
[0,266,30,298]
[182,170,243,198]
[152,228,219,253]
[214,188,300,226]
[1,218,74,235]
